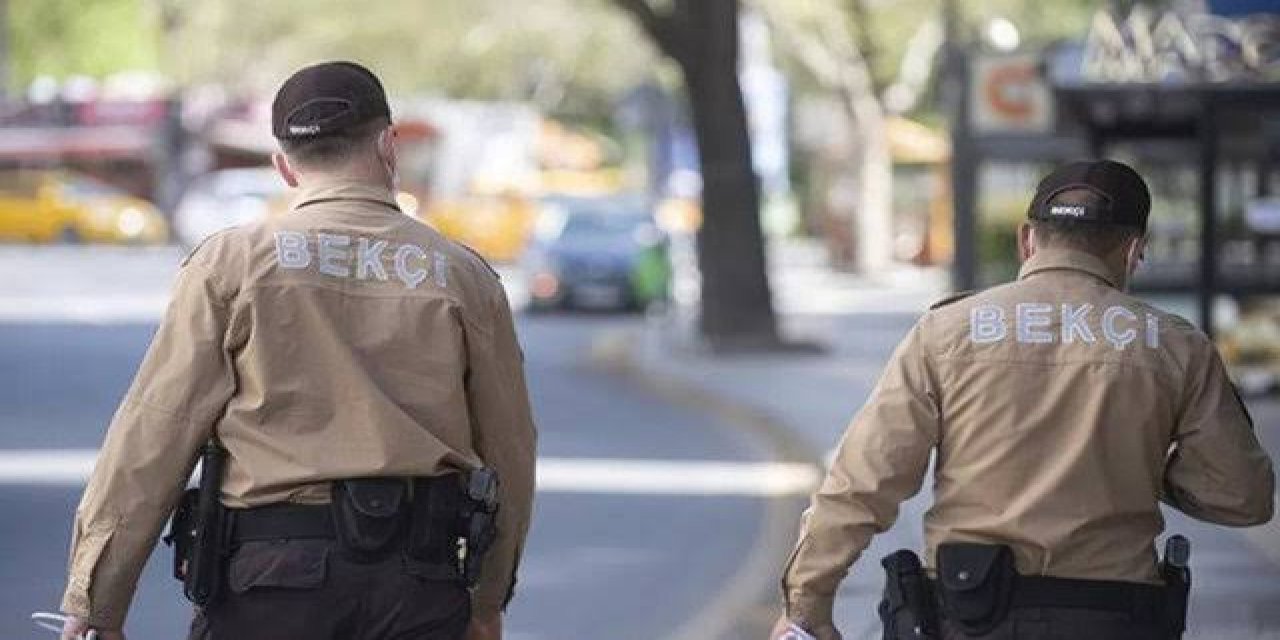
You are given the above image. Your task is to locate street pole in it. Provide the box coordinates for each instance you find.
[1198,100,1218,337]
[942,0,978,291]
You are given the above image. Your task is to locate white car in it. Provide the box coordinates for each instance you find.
[173,168,289,246]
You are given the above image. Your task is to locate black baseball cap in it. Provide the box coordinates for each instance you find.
[271,61,391,140]
[1027,159,1151,229]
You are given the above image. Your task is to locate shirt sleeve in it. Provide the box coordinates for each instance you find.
[462,279,538,617]
[782,323,940,629]
[61,261,238,629]
[1162,336,1275,526]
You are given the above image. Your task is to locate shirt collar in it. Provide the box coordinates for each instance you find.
[291,178,400,213]
[1017,247,1125,289]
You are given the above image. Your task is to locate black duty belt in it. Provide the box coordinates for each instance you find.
[227,475,463,558]
[929,575,1167,619]
[1012,576,1166,616]
[231,503,335,543]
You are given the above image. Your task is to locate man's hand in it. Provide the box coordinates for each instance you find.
[59,615,126,640]
[768,614,842,640]
[465,612,502,640]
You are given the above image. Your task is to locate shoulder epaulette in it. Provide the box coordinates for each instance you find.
[456,242,501,280]
[929,290,977,310]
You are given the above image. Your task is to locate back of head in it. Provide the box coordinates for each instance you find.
[1026,159,1151,259]
[271,61,392,172]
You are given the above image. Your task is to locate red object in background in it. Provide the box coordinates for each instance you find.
[393,119,438,143]
[75,100,170,127]
[0,127,152,161]
[984,65,1037,121]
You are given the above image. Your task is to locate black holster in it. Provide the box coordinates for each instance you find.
[164,439,230,607]
[878,550,940,640]
[458,468,500,586]
[935,543,1017,636]
[1161,535,1191,639]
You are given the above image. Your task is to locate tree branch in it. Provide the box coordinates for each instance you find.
[757,1,881,125]
[755,2,843,87]
[884,18,944,114]
[846,0,887,96]
[613,0,688,64]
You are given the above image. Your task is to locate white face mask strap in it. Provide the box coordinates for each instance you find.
[1126,235,1144,271]
[378,127,398,189]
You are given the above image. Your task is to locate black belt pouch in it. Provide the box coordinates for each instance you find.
[331,478,407,558]
[936,543,1017,636]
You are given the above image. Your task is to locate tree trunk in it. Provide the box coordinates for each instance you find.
[851,97,894,274]
[613,0,780,349]
[678,0,778,349]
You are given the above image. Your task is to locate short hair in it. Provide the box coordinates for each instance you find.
[279,116,390,169]
[1030,188,1143,256]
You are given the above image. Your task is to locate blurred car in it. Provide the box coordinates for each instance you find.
[174,167,290,246]
[0,170,168,244]
[521,196,671,311]
[1219,300,1280,395]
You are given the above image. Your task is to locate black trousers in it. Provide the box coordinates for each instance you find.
[939,607,1169,640]
[188,539,470,640]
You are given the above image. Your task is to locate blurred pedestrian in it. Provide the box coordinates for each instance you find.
[770,159,1274,640]
[59,61,536,640]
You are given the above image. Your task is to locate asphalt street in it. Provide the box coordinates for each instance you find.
[0,247,797,640]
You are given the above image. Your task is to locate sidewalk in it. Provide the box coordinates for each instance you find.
[619,247,1280,639]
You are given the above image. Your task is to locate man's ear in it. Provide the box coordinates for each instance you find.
[1017,222,1036,262]
[272,152,299,188]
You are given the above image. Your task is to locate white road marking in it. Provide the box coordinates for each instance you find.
[0,295,169,324]
[0,450,98,484]
[0,449,820,497]
[536,458,820,496]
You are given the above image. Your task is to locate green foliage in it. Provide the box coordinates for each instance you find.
[978,219,1020,285]
[4,0,1106,123]
[8,0,159,86]
[957,0,1100,47]
[170,0,659,117]
[5,0,662,122]
[761,0,1103,116]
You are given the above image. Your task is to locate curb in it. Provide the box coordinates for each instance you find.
[586,328,824,640]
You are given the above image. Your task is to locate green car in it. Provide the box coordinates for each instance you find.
[522,196,672,312]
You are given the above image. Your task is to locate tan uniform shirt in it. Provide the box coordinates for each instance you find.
[62,179,537,628]
[783,247,1275,628]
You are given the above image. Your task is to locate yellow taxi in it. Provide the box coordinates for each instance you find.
[423,192,537,263]
[0,170,169,244]
[1219,300,1280,395]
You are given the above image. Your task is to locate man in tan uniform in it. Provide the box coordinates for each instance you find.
[771,160,1274,640]
[60,61,536,640]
